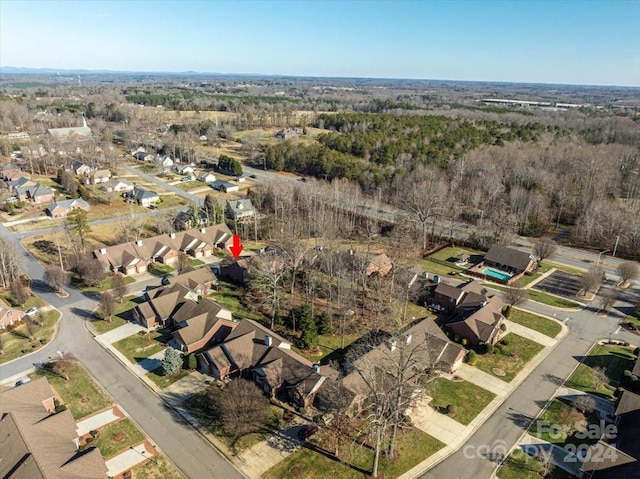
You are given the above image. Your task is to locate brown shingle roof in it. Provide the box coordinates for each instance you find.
[484,245,535,272]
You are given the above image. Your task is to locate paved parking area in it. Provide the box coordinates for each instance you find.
[535,270,582,299]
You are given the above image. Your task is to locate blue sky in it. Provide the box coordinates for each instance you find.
[1,0,638,86]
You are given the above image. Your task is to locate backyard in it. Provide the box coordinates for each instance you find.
[416,245,484,278]
[529,397,601,448]
[565,344,636,397]
[475,333,545,382]
[426,377,496,425]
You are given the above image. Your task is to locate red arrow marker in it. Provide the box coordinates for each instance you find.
[230,234,243,259]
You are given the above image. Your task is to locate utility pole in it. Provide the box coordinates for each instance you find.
[612,235,620,257]
[596,249,610,271]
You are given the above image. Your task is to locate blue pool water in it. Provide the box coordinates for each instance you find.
[484,268,512,281]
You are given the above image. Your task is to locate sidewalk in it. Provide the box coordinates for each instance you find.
[105,440,157,477]
[76,406,125,436]
[94,322,145,346]
[505,320,555,347]
[454,364,511,396]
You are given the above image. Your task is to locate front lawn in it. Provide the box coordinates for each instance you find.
[146,368,190,389]
[90,294,139,335]
[529,397,600,447]
[488,284,580,309]
[81,275,135,294]
[94,418,146,458]
[31,362,113,420]
[188,258,205,267]
[112,331,166,364]
[426,378,496,425]
[263,427,444,479]
[497,449,573,479]
[131,453,185,479]
[149,263,175,276]
[475,333,545,382]
[0,309,61,365]
[508,309,562,338]
[565,344,636,397]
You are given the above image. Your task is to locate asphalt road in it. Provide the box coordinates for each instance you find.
[0,222,244,479]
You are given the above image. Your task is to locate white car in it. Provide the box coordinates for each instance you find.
[25,307,39,316]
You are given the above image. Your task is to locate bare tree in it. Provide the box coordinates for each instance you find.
[51,352,76,381]
[598,288,617,313]
[207,378,270,444]
[536,448,556,477]
[579,268,603,296]
[78,257,107,287]
[176,252,190,274]
[617,261,638,285]
[0,238,21,288]
[111,274,128,303]
[249,253,286,329]
[99,291,116,322]
[348,330,432,477]
[573,395,596,414]
[43,265,68,293]
[24,314,37,341]
[533,238,558,262]
[9,279,29,307]
[592,366,608,391]
[0,332,4,354]
[502,285,529,307]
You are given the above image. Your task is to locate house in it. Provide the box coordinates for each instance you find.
[94,224,233,276]
[0,377,107,479]
[236,175,246,183]
[197,171,216,183]
[1,168,29,182]
[225,198,256,220]
[154,155,174,169]
[275,128,300,140]
[174,164,195,176]
[133,151,154,162]
[90,169,111,184]
[211,180,239,193]
[134,188,159,207]
[579,389,640,478]
[8,176,36,190]
[45,198,90,218]
[446,295,505,346]
[128,146,146,156]
[166,266,218,296]
[318,317,466,414]
[46,117,92,141]
[198,319,328,408]
[14,183,55,204]
[0,298,24,329]
[429,279,489,314]
[366,253,393,277]
[484,245,536,274]
[71,161,92,177]
[216,256,252,284]
[100,179,134,193]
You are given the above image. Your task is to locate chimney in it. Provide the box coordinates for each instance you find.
[265,334,272,347]
[312,364,320,373]
[405,334,412,345]
[136,240,143,247]
[100,248,106,255]
[169,233,175,239]
[389,339,397,352]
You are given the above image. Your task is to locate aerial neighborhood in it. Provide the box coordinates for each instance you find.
[0,59,639,479]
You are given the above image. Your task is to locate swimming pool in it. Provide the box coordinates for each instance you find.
[483,268,512,281]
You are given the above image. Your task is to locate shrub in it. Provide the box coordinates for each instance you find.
[454,334,461,343]
[500,323,507,332]
[446,404,457,417]
[634,347,640,356]
[485,343,495,355]
[500,338,510,346]
[494,344,503,354]
[186,353,197,370]
[624,369,633,378]
[461,338,468,346]
[503,305,512,318]
[467,350,477,366]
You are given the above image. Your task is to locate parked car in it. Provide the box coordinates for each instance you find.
[249,174,256,179]
[25,307,39,316]
[15,377,31,386]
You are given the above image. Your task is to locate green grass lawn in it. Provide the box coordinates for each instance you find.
[426,378,496,425]
[148,262,175,276]
[80,275,135,294]
[294,333,360,362]
[263,427,444,479]
[488,284,580,309]
[112,331,165,364]
[497,450,573,479]
[131,454,185,479]
[175,180,205,191]
[508,309,562,338]
[529,397,600,447]
[415,258,464,278]
[188,258,205,267]
[94,418,146,459]
[146,368,190,389]
[0,293,48,309]
[31,362,113,420]
[543,261,586,276]
[209,279,266,322]
[475,333,545,382]
[517,272,543,286]
[565,344,636,397]
[90,294,139,334]
[0,309,61,365]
